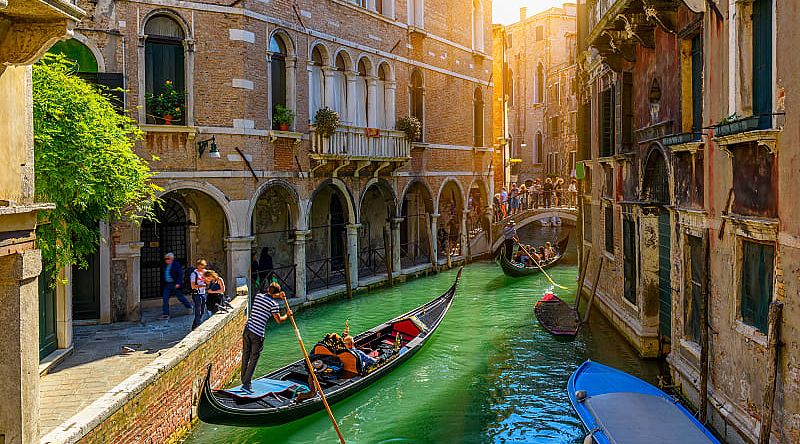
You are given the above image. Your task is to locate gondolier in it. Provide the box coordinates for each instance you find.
[241,283,293,392]
[502,220,517,261]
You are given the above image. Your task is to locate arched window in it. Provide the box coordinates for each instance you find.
[473,87,484,147]
[410,69,424,141]
[145,15,185,123]
[355,59,369,127]
[535,132,543,163]
[269,34,287,128]
[472,0,484,52]
[48,38,99,73]
[334,53,349,123]
[309,45,326,122]
[535,63,544,104]
[376,64,389,129]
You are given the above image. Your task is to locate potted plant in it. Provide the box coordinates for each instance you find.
[396,116,422,142]
[714,113,760,137]
[145,80,184,125]
[314,107,340,138]
[273,104,295,131]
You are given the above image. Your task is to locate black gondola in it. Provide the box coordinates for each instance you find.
[198,268,463,427]
[497,237,569,278]
[534,293,580,336]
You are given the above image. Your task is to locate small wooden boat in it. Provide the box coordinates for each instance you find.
[198,268,463,427]
[568,361,721,444]
[534,293,580,336]
[498,237,569,278]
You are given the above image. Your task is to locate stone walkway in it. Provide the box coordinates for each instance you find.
[38,304,200,437]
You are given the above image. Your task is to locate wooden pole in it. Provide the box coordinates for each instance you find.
[425,213,438,273]
[574,251,590,312]
[699,231,710,423]
[581,257,604,324]
[281,297,347,444]
[342,232,352,299]
[446,233,453,270]
[383,225,393,287]
[758,301,784,444]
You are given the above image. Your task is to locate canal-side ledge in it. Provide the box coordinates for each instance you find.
[39,294,248,444]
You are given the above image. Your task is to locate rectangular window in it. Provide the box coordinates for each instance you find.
[604,205,614,254]
[752,0,773,129]
[691,35,703,132]
[583,201,592,243]
[623,214,637,304]
[684,234,706,342]
[599,86,615,157]
[536,26,544,41]
[603,164,613,198]
[740,240,774,333]
[621,72,633,152]
[732,142,776,218]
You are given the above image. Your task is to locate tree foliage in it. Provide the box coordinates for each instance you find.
[32,54,161,277]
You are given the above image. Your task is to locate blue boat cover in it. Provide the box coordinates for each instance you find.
[223,379,309,400]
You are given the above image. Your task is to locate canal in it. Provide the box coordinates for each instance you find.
[186,226,661,443]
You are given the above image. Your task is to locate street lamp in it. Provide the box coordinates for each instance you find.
[197,136,221,159]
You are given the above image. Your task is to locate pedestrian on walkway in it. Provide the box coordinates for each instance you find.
[241,282,292,392]
[160,253,192,320]
[190,259,208,330]
[204,270,226,314]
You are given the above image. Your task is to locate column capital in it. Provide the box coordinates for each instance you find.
[321,65,337,73]
[392,217,405,224]
[345,71,360,80]
[430,213,440,220]
[225,236,255,250]
[115,242,144,259]
[293,230,312,241]
[346,223,362,231]
[384,80,397,89]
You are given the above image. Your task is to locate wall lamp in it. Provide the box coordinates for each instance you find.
[198,136,221,159]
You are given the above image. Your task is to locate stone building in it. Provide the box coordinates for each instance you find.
[0,0,84,441]
[577,0,799,441]
[40,0,495,357]
[492,4,577,188]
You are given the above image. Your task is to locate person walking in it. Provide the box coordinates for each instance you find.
[160,253,192,320]
[241,282,292,392]
[190,259,208,330]
[502,220,517,261]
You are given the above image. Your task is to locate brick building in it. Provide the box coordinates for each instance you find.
[492,4,577,189]
[39,0,494,357]
[576,0,799,441]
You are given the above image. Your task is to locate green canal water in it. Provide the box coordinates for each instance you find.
[187,227,661,444]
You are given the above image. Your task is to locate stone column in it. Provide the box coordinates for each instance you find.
[293,230,310,300]
[345,71,359,126]
[385,81,397,128]
[285,56,297,129]
[392,218,403,273]
[115,242,143,321]
[367,76,378,128]
[429,213,440,262]
[137,35,147,123]
[225,236,254,298]
[0,250,42,444]
[346,224,360,287]
[184,39,195,126]
[56,266,73,349]
[322,66,336,111]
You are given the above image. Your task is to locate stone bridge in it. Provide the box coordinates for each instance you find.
[489,207,578,253]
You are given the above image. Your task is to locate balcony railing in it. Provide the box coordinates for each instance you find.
[311,125,411,160]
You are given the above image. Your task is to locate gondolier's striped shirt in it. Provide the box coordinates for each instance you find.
[246,293,280,337]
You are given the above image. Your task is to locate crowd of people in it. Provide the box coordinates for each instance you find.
[493,177,579,222]
[159,253,233,329]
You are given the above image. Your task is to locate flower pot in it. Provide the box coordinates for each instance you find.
[279,123,289,131]
[163,115,173,125]
[715,115,759,137]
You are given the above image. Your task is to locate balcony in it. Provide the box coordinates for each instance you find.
[310,126,411,177]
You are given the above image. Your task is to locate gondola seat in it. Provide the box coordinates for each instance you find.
[335,349,364,378]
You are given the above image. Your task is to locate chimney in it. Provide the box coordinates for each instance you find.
[520,7,527,21]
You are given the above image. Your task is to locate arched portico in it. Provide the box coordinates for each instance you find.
[358,180,397,278]
[251,180,302,295]
[399,180,435,269]
[436,179,466,259]
[306,181,358,293]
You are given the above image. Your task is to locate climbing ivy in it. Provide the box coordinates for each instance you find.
[32,54,161,278]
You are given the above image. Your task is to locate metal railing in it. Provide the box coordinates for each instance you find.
[400,241,430,269]
[358,245,388,278]
[495,190,580,221]
[311,125,411,159]
[258,265,296,296]
[306,257,347,292]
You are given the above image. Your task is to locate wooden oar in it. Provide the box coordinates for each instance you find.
[513,236,568,290]
[281,297,346,444]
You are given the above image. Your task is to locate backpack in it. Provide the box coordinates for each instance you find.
[183,266,195,295]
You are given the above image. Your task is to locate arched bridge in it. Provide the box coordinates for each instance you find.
[489,207,578,253]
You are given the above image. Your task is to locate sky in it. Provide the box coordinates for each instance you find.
[492,0,569,25]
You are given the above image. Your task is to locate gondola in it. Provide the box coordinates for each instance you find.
[498,237,569,278]
[568,361,721,444]
[534,292,580,336]
[198,268,463,427]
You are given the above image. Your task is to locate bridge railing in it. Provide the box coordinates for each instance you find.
[493,190,579,223]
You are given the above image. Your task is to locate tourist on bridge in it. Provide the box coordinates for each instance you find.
[502,220,517,261]
[568,179,578,207]
[160,252,192,320]
[241,282,292,392]
[543,178,554,208]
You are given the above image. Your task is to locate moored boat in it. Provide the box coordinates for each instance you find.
[568,360,721,444]
[198,268,463,427]
[534,293,580,336]
[498,237,569,278]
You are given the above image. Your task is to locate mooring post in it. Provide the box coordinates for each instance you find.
[758,301,784,444]
[342,232,353,299]
[383,225,393,287]
[574,251,590,312]
[581,257,604,324]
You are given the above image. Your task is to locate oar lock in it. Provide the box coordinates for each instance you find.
[575,390,588,402]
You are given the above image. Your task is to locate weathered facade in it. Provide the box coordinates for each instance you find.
[0,0,83,441]
[42,0,494,356]
[577,0,799,441]
[492,4,578,187]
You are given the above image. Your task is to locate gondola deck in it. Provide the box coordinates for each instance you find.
[498,237,569,278]
[198,268,462,427]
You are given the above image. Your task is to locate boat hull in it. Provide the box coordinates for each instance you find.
[498,237,568,278]
[534,294,580,336]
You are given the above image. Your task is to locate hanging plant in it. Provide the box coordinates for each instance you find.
[397,115,422,141]
[314,107,340,137]
[145,80,184,123]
